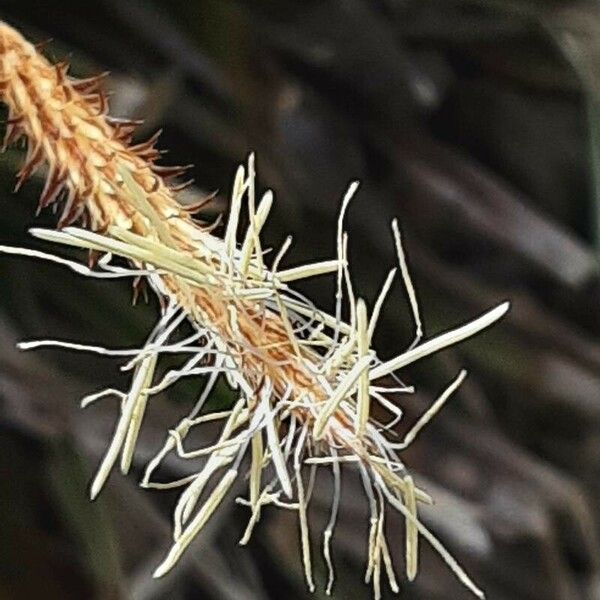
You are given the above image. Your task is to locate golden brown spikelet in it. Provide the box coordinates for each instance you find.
[0,21,509,598]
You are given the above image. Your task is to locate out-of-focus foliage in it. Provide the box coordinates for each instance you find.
[0,1,599,599]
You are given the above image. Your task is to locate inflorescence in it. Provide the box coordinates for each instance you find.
[0,21,508,599]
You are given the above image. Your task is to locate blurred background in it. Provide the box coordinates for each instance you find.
[0,1,599,599]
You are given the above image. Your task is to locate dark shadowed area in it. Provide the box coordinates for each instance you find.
[0,1,599,599]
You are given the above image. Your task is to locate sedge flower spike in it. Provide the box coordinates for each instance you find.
[0,21,509,599]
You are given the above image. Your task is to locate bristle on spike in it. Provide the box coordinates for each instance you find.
[152,164,194,179]
[70,71,110,94]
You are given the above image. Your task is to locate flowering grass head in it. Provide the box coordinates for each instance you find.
[0,21,509,599]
